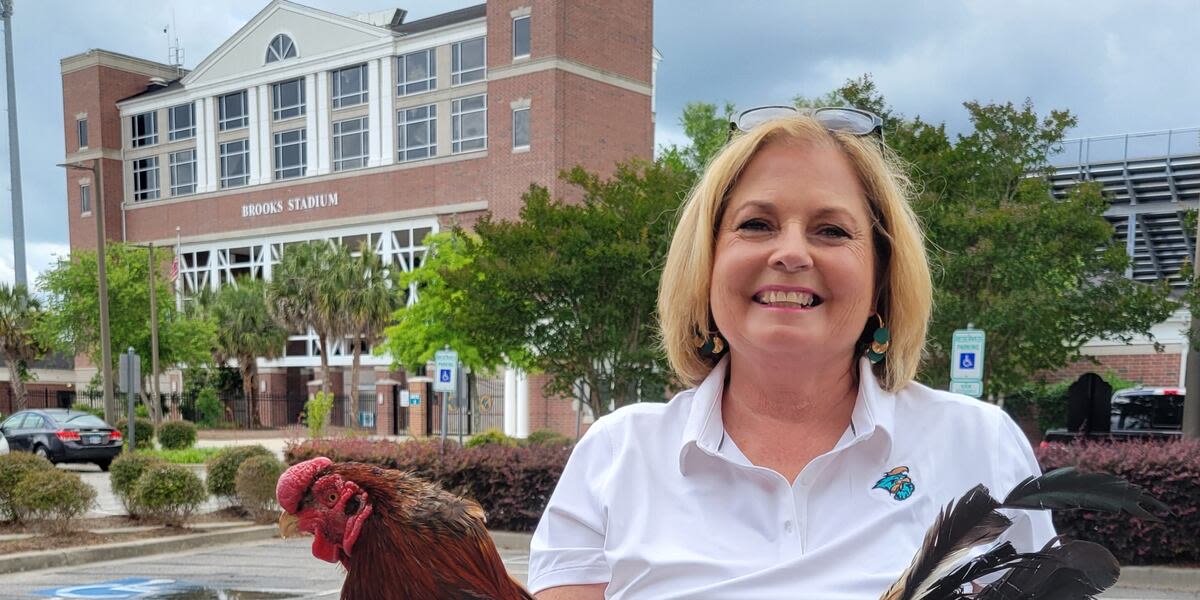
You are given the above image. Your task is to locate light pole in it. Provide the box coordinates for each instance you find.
[1,0,27,287]
[1185,211,1200,439]
[56,160,115,422]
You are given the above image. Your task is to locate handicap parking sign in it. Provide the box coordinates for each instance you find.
[35,578,191,598]
[959,352,975,369]
[439,369,452,383]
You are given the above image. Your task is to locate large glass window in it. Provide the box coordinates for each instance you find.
[272,79,306,121]
[397,49,436,96]
[132,156,160,201]
[513,16,531,59]
[452,94,486,153]
[168,103,195,141]
[80,183,91,214]
[131,111,157,147]
[398,104,437,162]
[512,107,530,149]
[333,117,368,171]
[220,139,249,188]
[451,37,486,85]
[332,64,368,108]
[77,119,88,148]
[266,34,297,63]
[274,128,307,180]
[219,91,248,131]
[169,149,197,196]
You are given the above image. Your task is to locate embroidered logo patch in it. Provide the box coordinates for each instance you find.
[873,466,915,501]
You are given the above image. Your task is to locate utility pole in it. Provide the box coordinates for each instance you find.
[1,0,26,286]
[1184,212,1200,439]
[148,242,161,425]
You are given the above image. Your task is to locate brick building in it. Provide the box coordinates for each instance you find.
[57,0,657,437]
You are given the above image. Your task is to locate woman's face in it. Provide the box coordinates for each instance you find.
[711,140,877,364]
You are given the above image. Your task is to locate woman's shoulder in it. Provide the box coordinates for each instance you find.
[890,379,1015,437]
[586,388,701,444]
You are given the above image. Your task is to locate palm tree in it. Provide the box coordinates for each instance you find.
[202,278,288,427]
[266,241,352,405]
[339,242,403,427]
[0,284,49,412]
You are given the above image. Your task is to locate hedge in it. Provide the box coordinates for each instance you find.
[12,468,96,531]
[158,420,198,450]
[287,438,572,532]
[207,445,274,499]
[114,417,155,450]
[131,463,206,525]
[236,455,286,522]
[110,453,167,517]
[0,452,56,522]
[1037,439,1198,565]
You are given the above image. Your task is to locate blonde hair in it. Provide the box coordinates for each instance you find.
[657,115,932,392]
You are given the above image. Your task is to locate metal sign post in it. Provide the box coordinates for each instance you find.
[950,326,986,398]
[117,348,141,449]
[434,348,458,450]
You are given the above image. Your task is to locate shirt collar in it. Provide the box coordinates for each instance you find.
[678,356,896,476]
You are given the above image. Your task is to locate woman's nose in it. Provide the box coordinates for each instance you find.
[769,226,813,272]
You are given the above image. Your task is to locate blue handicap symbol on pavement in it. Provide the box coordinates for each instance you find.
[34,577,193,598]
[959,352,975,369]
[439,369,452,383]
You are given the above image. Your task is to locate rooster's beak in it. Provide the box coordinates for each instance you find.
[278,511,301,539]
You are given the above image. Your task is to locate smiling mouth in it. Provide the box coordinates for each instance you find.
[753,290,823,308]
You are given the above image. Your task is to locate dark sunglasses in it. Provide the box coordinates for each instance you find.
[728,105,884,143]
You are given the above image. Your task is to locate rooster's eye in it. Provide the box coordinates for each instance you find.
[327,492,338,504]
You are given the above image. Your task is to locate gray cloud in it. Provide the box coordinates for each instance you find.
[1,0,1197,288]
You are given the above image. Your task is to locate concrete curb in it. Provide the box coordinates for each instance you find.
[1119,566,1200,591]
[489,530,533,551]
[0,525,277,576]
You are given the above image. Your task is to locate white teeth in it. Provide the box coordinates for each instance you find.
[759,291,815,306]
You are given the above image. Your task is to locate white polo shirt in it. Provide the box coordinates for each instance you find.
[528,357,1055,599]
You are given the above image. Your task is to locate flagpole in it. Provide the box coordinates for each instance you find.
[174,225,182,311]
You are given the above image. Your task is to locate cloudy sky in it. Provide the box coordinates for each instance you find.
[0,0,1197,287]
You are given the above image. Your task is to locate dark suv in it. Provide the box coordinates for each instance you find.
[0,409,123,471]
[1042,387,1183,445]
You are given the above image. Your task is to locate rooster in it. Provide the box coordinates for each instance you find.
[276,456,534,600]
[881,467,1170,600]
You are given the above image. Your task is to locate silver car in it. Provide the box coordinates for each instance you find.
[0,428,8,455]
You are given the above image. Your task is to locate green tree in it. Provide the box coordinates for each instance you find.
[196,278,288,427]
[0,284,50,412]
[338,243,402,426]
[265,241,352,399]
[39,243,213,422]
[673,76,1175,396]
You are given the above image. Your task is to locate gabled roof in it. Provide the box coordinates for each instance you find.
[392,4,486,35]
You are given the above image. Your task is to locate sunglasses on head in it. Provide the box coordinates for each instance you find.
[728,105,885,142]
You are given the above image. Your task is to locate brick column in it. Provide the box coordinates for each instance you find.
[373,367,406,437]
[407,376,432,437]
[258,368,288,427]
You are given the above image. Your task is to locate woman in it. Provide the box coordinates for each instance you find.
[527,108,1054,599]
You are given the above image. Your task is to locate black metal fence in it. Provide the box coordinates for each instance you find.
[426,373,506,436]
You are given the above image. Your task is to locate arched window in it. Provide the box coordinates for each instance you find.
[266,34,297,63]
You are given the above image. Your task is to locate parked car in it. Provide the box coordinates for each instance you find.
[0,427,8,455]
[1042,386,1183,446]
[0,408,123,470]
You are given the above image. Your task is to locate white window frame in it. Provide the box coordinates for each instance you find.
[131,111,157,147]
[397,49,437,96]
[266,34,297,63]
[332,64,368,109]
[451,94,487,154]
[273,128,307,180]
[77,118,88,149]
[333,117,369,171]
[272,79,306,121]
[169,149,197,196]
[80,183,91,214]
[451,37,486,86]
[219,139,250,189]
[219,91,248,131]
[512,107,530,150]
[398,104,437,162]
[512,16,531,60]
[132,156,160,201]
[168,103,195,141]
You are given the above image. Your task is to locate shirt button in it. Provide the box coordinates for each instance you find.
[784,520,794,533]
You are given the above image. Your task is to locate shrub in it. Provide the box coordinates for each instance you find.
[287,438,571,532]
[0,452,55,521]
[115,417,156,450]
[1038,439,1198,565]
[465,429,519,449]
[141,447,222,464]
[135,404,150,419]
[304,392,335,438]
[524,429,573,448]
[236,455,287,522]
[158,420,198,450]
[196,388,223,428]
[12,468,96,532]
[207,445,274,499]
[130,463,206,525]
[110,453,167,516]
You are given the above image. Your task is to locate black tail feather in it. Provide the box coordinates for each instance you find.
[1001,467,1169,522]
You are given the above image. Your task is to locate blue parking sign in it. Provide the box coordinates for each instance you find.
[959,352,975,369]
[439,369,452,383]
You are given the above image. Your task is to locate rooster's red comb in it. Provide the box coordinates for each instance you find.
[277,456,333,513]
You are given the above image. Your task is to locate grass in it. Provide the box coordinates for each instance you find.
[139,447,223,464]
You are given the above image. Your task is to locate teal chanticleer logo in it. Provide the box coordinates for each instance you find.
[873,466,915,501]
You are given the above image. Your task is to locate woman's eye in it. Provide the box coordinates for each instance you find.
[737,218,770,231]
[819,225,850,238]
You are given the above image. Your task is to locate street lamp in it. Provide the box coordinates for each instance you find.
[56,159,115,423]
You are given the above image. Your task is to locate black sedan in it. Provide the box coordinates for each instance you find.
[0,409,123,471]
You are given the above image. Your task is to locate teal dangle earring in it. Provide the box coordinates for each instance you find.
[693,327,728,359]
[865,314,890,364]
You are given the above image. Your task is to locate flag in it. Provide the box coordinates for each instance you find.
[170,255,179,282]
